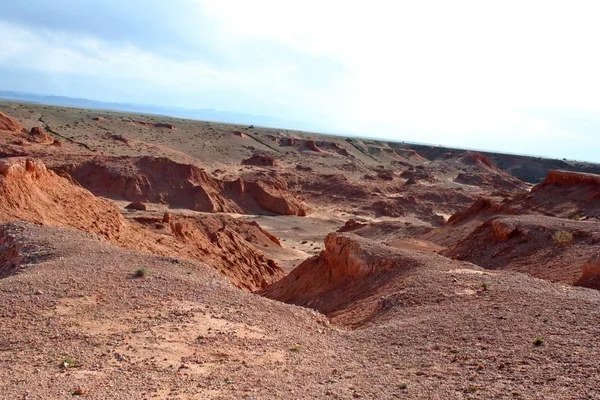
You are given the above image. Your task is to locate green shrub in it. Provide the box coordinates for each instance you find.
[135,268,149,278]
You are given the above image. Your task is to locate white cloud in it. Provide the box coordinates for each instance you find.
[2,1,600,160]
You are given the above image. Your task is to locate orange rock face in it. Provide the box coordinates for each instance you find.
[242,152,278,167]
[0,157,283,291]
[305,140,320,152]
[27,127,54,144]
[0,112,22,132]
[535,170,600,188]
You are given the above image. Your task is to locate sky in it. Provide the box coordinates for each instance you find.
[1,1,600,161]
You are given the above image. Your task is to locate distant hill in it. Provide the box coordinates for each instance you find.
[0,89,324,132]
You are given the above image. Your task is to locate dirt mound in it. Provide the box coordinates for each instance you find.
[445,214,600,285]
[242,152,277,167]
[0,112,22,132]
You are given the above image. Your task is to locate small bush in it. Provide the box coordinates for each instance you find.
[135,268,149,278]
[553,231,573,245]
[534,336,544,346]
[569,213,581,221]
[61,356,78,369]
[398,383,408,390]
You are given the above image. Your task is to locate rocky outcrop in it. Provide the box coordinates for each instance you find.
[231,130,247,138]
[154,215,284,290]
[0,112,22,132]
[54,156,239,213]
[454,171,525,190]
[0,224,23,278]
[0,157,128,240]
[154,123,175,130]
[534,170,600,189]
[337,219,367,232]
[53,157,307,216]
[27,127,54,144]
[447,197,505,225]
[125,201,147,211]
[401,166,436,184]
[261,233,426,314]
[0,157,284,291]
[242,152,278,167]
[581,255,600,279]
[225,177,307,216]
[458,152,495,169]
[305,140,321,152]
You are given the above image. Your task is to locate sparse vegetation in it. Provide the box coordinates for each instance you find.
[134,267,149,278]
[467,385,478,393]
[60,356,78,369]
[398,383,408,390]
[553,231,573,245]
[569,213,582,221]
[481,282,490,291]
[534,336,545,346]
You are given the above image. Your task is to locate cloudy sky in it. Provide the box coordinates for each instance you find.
[1,1,600,161]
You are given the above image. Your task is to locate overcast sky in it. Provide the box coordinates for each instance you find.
[1,1,600,161]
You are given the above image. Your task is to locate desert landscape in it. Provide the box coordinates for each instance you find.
[2,100,600,399]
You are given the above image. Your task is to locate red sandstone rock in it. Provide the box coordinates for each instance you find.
[581,255,600,279]
[225,177,307,216]
[305,140,321,152]
[535,170,600,188]
[154,123,175,130]
[231,130,247,138]
[459,152,495,169]
[125,201,147,211]
[27,127,54,144]
[337,219,367,232]
[0,112,22,132]
[242,152,278,167]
